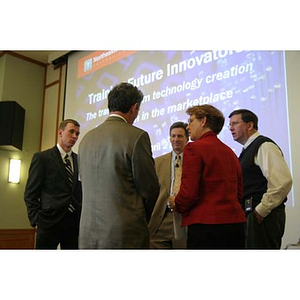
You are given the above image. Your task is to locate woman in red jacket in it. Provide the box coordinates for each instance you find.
[170,104,246,249]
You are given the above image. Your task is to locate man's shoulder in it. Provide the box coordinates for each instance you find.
[34,146,57,157]
[105,117,145,133]
[252,135,277,148]
[29,147,58,166]
[155,152,172,163]
[126,125,150,140]
[33,146,59,160]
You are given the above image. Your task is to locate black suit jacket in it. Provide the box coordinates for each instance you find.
[24,146,82,229]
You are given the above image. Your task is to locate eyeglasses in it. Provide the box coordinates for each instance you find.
[227,121,245,128]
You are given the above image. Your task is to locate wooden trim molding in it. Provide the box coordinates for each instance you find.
[45,79,60,89]
[0,51,47,68]
[0,229,36,249]
[55,65,64,144]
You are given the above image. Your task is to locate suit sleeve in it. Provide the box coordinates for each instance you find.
[24,153,44,227]
[132,131,160,222]
[255,142,293,217]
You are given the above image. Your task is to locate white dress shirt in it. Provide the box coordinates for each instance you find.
[244,132,293,217]
[57,143,74,171]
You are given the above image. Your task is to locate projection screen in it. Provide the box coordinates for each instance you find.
[64,50,293,204]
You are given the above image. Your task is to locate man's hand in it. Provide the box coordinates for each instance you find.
[169,195,176,209]
[254,209,264,224]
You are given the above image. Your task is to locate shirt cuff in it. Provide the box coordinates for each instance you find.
[255,203,271,218]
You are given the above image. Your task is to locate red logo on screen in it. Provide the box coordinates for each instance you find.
[77,50,136,78]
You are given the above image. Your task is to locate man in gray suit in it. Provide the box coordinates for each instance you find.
[148,122,189,248]
[78,82,160,249]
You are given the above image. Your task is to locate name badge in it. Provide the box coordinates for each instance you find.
[245,198,253,212]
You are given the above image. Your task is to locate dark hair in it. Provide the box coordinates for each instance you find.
[186,104,224,134]
[108,82,144,113]
[169,121,189,139]
[59,119,80,130]
[228,109,258,130]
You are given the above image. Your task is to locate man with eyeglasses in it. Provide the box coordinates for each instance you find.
[228,109,292,249]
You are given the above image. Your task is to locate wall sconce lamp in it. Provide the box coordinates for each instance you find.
[8,159,21,183]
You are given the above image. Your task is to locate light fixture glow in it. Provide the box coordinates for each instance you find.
[8,159,21,183]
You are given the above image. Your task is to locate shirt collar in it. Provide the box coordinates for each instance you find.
[243,131,260,149]
[109,113,128,123]
[172,151,182,161]
[57,143,72,159]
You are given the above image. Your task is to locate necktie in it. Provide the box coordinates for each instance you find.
[64,154,73,186]
[172,155,187,245]
[64,154,75,213]
[173,155,182,195]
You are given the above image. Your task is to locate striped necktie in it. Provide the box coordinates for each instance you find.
[64,154,73,186]
[64,154,75,213]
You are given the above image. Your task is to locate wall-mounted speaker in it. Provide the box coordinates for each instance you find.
[0,101,25,151]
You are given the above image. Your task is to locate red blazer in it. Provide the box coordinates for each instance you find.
[175,131,246,226]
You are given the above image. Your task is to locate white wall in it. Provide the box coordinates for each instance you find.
[282,51,300,248]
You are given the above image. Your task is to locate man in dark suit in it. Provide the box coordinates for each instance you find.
[78,82,159,249]
[24,119,82,249]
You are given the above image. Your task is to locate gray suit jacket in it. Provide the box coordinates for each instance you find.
[78,116,159,249]
[148,152,172,235]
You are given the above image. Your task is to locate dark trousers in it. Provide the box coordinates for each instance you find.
[187,223,245,249]
[35,212,79,249]
[246,207,285,249]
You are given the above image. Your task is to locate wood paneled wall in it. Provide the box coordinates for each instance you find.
[0,229,36,249]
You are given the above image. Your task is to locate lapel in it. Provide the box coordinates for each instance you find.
[71,152,78,180]
[159,152,172,194]
[166,152,172,190]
